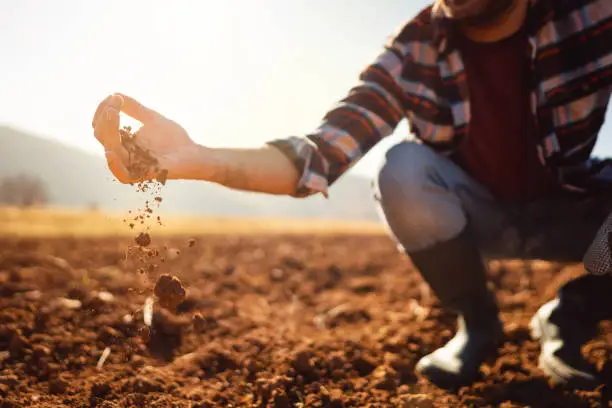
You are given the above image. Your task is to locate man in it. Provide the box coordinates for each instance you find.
[93,0,612,389]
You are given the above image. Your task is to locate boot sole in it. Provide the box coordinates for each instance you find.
[529,313,543,340]
[529,312,599,390]
[415,341,502,389]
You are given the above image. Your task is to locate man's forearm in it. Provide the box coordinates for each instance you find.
[184,144,300,196]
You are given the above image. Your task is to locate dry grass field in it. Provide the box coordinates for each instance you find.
[0,207,386,238]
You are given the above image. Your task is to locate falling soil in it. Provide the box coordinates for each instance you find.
[118,125,176,291]
[134,232,151,248]
[154,274,187,310]
[1,236,612,407]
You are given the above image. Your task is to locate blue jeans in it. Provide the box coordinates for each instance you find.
[373,141,612,262]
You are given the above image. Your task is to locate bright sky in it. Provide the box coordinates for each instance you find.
[1,0,611,177]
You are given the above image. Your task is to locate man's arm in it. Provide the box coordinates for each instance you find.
[94,29,408,197]
[93,95,301,195]
[266,41,408,197]
[187,144,301,196]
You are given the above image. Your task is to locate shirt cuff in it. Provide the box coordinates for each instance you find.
[267,136,330,198]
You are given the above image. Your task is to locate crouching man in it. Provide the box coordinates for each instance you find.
[93,0,612,389]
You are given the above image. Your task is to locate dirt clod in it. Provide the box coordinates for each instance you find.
[8,333,29,358]
[0,376,19,388]
[90,381,111,399]
[134,233,151,247]
[48,377,69,395]
[154,274,186,310]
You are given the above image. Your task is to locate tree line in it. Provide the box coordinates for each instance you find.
[0,174,49,207]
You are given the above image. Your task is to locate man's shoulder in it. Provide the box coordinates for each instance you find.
[530,0,610,24]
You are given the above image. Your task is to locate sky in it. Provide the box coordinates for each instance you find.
[1,0,611,177]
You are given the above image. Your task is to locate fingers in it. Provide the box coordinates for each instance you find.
[94,94,131,182]
[92,95,112,128]
[93,93,162,130]
[93,95,123,151]
[92,92,162,184]
[116,93,162,124]
[92,94,124,129]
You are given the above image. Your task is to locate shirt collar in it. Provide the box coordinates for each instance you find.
[430,0,548,56]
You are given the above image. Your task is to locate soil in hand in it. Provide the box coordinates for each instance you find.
[119,126,168,184]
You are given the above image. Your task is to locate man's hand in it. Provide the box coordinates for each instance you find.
[92,93,206,183]
[92,93,300,195]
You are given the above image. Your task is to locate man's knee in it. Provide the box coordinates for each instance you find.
[376,142,436,194]
[374,142,466,251]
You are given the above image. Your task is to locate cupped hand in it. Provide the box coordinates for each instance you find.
[92,93,203,183]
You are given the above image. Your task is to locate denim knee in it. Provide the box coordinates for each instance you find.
[374,142,467,252]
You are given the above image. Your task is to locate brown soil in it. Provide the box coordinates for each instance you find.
[154,275,186,310]
[134,233,151,248]
[1,236,611,407]
[119,126,168,185]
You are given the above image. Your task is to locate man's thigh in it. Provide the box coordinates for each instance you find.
[373,141,612,262]
[373,141,519,255]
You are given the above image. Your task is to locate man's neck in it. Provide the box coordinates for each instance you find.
[459,0,528,43]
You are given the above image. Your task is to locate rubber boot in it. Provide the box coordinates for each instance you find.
[529,274,612,389]
[409,227,503,388]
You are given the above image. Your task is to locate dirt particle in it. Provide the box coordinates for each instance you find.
[272,390,290,408]
[0,376,19,388]
[32,345,51,360]
[397,394,434,408]
[90,381,111,399]
[99,326,122,344]
[122,375,164,394]
[292,350,319,380]
[154,275,186,310]
[192,313,216,333]
[49,377,69,395]
[352,355,377,377]
[371,366,399,391]
[8,333,29,358]
[134,233,151,247]
[188,238,196,248]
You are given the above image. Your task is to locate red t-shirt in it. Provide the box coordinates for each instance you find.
[455,26,557,202]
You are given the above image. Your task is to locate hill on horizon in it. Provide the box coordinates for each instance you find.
[0,126,380,220]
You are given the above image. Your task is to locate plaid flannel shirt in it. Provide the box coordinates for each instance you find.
[268,0,612,198]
